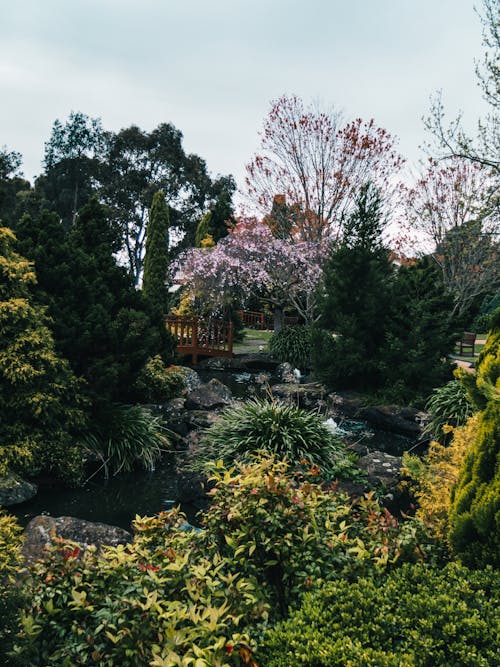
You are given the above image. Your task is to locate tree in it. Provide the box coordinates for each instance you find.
[0,227,87,483]
[406,158,499,318]
[194,176,236,247]
[39,111,107,227]
[313,184,394,388]
[0,146,32,228]
[244,95,403,242]
[16,200,171,406]
[101,124,233,284]
[142,190,170,313]
[449,308,500,567]
[425,0,499,171]
[176,218,326,328]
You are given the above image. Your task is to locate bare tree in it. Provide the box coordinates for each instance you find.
[244,95,404,242]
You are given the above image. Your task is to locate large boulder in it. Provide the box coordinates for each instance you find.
[22,515,132,565]
[357,451,403,488]
[185,379,233,410]
[358,405,425,438]
[177,367,203,392]
[0,474,37,507]
[271,382,328,410]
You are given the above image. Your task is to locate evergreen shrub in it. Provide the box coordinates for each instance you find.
[133,357,185,403]
[259,562,500,667]
[270,325,313,369]
[0,510,24,665]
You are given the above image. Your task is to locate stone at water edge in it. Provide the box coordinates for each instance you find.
[0,474,37,506]
[185,378,233,411]
[22,515,132,565]
[357,451,403,489]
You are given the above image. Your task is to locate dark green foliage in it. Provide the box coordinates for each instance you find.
[473,291,500,332]
[259,562,500,666]
[313,183,393,389]
[81,404,170,477]
[423,379,476,443]
[194,211,214,247]
[195,398,358,480]
[449,309,500,567]
[16,199,172,405]
[194,180,235,247]
[379,257,457,405]
[142,190,170,313]
[0,227,87,482]
[132,357,186,403]
[270,325,313,369]
[0,147,33,228]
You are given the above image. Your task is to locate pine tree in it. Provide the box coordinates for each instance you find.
[0,227,87,483]
[142,190,170,313]
[313,183,393,389]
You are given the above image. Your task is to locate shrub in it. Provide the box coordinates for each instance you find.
[13,514,267,666]
[196,397,358,480]
[402,415,479,541]
[0,510,24,665]
[203,456,434,616]
[449,309,500,567]
[82,404,170,477]
[423,379,475,444]
[259,562,500,667]
[133,357,186,403]
[270,325,313,369]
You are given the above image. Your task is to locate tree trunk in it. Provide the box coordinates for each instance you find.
[274,306,284,332]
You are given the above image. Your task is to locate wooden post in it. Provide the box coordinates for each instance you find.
[192,317,198,364]
[228,320,234,355]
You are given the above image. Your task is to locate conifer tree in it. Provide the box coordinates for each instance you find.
[0,227,86,482]
[143,190,170,313]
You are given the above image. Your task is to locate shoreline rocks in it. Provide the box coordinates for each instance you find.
[0,474,38,507]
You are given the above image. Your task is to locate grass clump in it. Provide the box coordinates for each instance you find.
[423,379,475,444]
[270,325,313,369]
[196,397,358,480]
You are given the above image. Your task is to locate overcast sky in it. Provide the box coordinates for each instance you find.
[0,0,488,191]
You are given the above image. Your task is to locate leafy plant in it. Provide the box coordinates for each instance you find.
[133,357,186,403]
[203,455,434,616]
[83,404,170,478]
[13,521,266,667]
[402,415,478,541]
[0,510,24,664]
[196,397,358,480]
[259,562,500,667]
[423,379,475,443]
[270,325,313,369]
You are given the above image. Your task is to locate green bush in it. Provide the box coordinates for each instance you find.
[196,397,358,480]
[0,510,24,665]
[270,325,313,369]
[203,456,435,615]
[82,404,170,478]
[13,509,266,666]
[423,379,475,444]
[259,562,500,667]
[449,309,500,567]
[133,357,186,403]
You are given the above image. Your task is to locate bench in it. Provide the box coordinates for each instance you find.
[456,331,476,356]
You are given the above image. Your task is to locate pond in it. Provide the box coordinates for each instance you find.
[12,369,417,530]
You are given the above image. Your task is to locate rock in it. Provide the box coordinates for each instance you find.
[277,362,300,383]
[197,356,234,371]
[185,379,233,410]
[177,367,203,392]
[271,382,328,410]
[176,471,211,508]
[0,474,37,507]
[359,405,423,437]
[22,515,132,565]
[357,451,403,488]
[186,410,221,430]
[159,397,189,438]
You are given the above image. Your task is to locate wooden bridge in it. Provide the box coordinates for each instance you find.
[165,315,234,364]
[238,309,299,330]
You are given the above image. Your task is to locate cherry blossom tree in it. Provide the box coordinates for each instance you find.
[244,95,404,242]
[174,218,326,329]
[405,158,499,317]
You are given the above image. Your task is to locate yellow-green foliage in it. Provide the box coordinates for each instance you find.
[0,227,87,483]
[0,510,24,662]
[402,415,479,541]
[449,309,500,567]
[133,356,186,403]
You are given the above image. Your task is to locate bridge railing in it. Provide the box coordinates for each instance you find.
[165,315,233,364]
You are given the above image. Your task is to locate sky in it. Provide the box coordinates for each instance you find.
[0,0,489,193]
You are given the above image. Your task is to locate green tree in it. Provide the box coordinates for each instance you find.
[449,308,500,567]
[16,199,171,406]
[0,227,87,483]
[142,190,170,313]
[380,257,457,404]
[0,146,33,228]
[313,183,393,389]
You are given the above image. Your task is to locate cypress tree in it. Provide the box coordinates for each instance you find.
[0,227,86,483]
[143,190,170,313]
